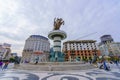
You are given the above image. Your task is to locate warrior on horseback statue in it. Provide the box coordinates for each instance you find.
[53,18,64,30]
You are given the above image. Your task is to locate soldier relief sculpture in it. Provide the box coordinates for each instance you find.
[53,18,64,30]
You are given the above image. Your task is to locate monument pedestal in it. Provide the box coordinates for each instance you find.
[48,30,67,62]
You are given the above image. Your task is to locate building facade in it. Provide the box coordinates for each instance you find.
[99,42,120,56]
[100,35,114,44]
[22,35,50,62]
[63,40,101,61]
[30,51,47,63]
[99,35,120,56]
[110,42,120,56]
[0,43,11,60]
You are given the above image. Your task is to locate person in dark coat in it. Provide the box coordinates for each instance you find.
[103,60,110,71]
[35,57,39,64]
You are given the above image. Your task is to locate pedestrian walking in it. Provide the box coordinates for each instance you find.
[2,61,9,70]
[103,60,110,71]
[0,61,3,69]
[115,60,119,66]
[34,56,39,64]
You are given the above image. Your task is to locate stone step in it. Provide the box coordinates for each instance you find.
[14,63,96,71]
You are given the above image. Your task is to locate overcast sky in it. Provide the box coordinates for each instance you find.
[0,0,120,56]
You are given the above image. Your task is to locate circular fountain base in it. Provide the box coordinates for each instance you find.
[48,30,67,40]
[14,62,96,71]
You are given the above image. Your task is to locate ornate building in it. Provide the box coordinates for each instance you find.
[22,35,50,63]
[63,40,101,61]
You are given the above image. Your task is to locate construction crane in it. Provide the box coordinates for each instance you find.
[76,32,97,40]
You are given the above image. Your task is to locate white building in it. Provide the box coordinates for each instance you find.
[30,51,47,63]
[63,40,101,61]
[99,44,110,56]
[99,35,120,56]
[0,43,11,60]
[22,35,50,62]
[109,42,120,56]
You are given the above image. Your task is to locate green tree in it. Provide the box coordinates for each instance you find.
[9,57,15,62]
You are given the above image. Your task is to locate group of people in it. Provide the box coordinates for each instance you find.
[97,59,120,71]
[0,61,9,70]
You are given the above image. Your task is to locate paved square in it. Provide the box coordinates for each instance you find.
[0,64,120,80]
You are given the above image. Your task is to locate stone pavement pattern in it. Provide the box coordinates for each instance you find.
[0,64,120,80]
